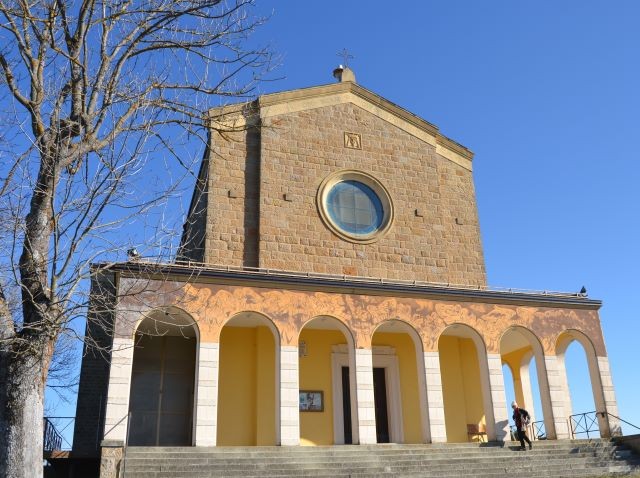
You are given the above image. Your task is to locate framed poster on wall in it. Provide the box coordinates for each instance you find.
[299,390,324,412]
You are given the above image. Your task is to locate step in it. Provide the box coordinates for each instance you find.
[123,443,623,458]
[121,440,640,478]
[122,453,631,470]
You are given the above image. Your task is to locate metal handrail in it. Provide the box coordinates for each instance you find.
[603,411,640,433]
[43,417,75,452]
[120,411,132,478]
[569,410,599,439]
[43,418,63,452]
[569,410,640,439]
[510,420,546,441]
[530,420,546,440]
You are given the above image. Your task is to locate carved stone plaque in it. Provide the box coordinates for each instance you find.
[344,132,362,150]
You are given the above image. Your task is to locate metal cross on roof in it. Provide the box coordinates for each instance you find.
[337,48,354,68]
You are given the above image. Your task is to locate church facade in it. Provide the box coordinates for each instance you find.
[72,67,620,476]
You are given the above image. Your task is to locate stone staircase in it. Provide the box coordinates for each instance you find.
[121,439,640,478]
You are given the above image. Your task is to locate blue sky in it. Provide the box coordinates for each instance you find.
[248,0,640,433]
[44,1,639,440]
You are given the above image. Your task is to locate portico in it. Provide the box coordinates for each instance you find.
[97,265,619,449]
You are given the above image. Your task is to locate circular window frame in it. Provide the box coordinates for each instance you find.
[317,170,394,244]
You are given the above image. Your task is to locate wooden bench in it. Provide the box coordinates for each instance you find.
[467,423,487,442]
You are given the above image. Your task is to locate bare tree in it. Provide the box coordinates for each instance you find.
[0,1,273,476]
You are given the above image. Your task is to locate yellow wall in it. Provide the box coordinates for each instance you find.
[298,329,346,445]
[501,347,531,409]
[217,326,276,445]
[256,326,276,444]
[372,332,423,443]
[439,336,485,442]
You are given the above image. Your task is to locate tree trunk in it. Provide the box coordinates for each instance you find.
[0,349,46,478]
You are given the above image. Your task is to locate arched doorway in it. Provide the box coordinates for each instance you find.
[371,320,428,444]
[438,324,492,443]
[128,307,198,446]
[217,312,279,446]
[556,330,608,437]
[500,327,552,440]
[299,316,356,445]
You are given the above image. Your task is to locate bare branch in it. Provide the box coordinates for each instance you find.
[0,1,275,474]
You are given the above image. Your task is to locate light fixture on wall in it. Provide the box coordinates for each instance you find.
[299,340,308,358]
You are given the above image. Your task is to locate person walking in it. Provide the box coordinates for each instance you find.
[512,401,532,451]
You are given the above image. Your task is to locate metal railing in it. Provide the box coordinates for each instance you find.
[43,418,63,452]
[509,420,546,441]
[605,412,640,434]
[43,417,75,452]
[113,259,592,300]
[570,411,640,439]
[569,411,600,439]
[121,411,133,478]
[530,420,546,440]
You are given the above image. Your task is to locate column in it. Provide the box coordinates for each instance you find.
[355,348,377,444]
[528,352,557,440]
[594,356,621,437]
[544,355,571,439]
[519,361,537,422]
[102,337,134,442]
[487,353,509,442]
[280,345,300,445]
[194,342,219,446]
[423,351,446,443]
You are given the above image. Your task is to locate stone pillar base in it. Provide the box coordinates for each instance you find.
[100,440,124,478]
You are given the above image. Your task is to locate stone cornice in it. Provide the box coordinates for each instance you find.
[97,262,602,311]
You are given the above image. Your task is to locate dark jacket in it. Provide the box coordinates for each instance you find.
[513,407,530,431]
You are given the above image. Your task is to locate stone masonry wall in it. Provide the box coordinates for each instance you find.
[257,102,486,286]
[72,271,116,456]
[203,124,260,268]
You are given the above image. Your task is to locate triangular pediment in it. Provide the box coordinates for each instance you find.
[209,82,473,171]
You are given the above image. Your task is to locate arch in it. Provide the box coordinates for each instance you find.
[499,326,556,439]
[554,329,609,437]
[299,315,357,445]
[440,322,488,354]
[299,315,355,348]
[437,323,494,442]
[217,310,280,445]
[555,328,598,357]
[372,319,424,353]
[128,306,199,446]
[371,319,429,443]
[225,310,281,345]
[133,305,199,339]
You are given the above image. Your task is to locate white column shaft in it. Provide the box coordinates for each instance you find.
[102,337,134,442]
[595,356,620,436]
[519,363,536,422]
[487,353,509,442]
[355,348,377,444]
[545,355,571,439]
[280,345,300,446]
[194,342,219,446]
[423,352,447,442]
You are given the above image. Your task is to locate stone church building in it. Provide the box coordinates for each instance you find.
[72,67,620,475]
